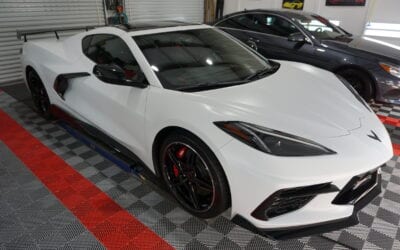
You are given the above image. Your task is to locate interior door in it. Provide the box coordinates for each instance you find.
[63,34,149,157]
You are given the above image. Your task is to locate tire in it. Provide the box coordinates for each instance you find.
[158,131,230,218]
[27,69,52,120]
[337,69,374,101]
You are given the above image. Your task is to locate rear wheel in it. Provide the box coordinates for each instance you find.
[337,69,374,101]
[27,69,52,119]
[159,132,230,218]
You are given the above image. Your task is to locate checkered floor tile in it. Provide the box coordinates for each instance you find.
[1,89,400,249]
[371,102,400,119]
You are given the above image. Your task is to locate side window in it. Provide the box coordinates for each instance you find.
[216,17,244,29]
[230,14,261,32]
[82,35,92,55]
[226,13,299,37]
[254,14,300,37]
[82,34,141,81]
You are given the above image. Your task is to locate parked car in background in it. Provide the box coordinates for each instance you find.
[215,10,400,105]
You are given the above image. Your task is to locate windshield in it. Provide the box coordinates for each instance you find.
[133,28,273,91]
[294,15,347,40]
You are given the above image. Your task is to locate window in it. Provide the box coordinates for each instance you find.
[225,14,299,37]
[82,34,141,81]
[133,28,273,91]
[294,15,345,40]
[255,14,299,37]
[218,14,268,33]
[82,36,92,54]
[216,18,244,29]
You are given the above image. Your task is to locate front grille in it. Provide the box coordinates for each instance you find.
[332,170,379,205]
[252,183,339,221]
[266,195,315,219]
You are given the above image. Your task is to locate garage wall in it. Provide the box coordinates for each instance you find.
[367,0,397,23]
[223,0,370,36]
[364,0,400,46]
[125,0,204,23]
[0,0,105,87]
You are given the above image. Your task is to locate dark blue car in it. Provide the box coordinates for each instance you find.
[215,10,400,105]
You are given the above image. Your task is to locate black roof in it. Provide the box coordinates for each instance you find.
[219,9,316,21]
[113,21,198,32]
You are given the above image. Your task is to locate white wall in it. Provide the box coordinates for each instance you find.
[364,0,400,46]
[223,0,370,36]
[367,0,398,23]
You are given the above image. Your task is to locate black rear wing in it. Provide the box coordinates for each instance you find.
[16,26,101,42]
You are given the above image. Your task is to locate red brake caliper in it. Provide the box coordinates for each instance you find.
[173,147,188,177]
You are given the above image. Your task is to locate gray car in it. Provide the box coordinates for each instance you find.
[214,9,400,105]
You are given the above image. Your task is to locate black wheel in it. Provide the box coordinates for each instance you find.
[27,69,52,119]
[159,132,230,218]
[337,69,374,101]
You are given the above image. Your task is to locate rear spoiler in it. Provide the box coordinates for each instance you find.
[16,26,101,42]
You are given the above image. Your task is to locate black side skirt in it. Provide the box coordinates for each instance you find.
[50,104,159,184]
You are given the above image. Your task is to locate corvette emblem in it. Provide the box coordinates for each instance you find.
[368,130,381,142]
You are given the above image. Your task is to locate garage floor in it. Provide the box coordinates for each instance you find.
[1,85,400,250]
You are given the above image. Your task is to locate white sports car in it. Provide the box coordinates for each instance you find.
[19,22,393,239]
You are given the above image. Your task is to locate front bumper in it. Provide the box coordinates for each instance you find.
[374,69,400,105]
[233,171,382,240]
[216,117,392,237]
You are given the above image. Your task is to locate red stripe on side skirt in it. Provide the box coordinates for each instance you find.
[0,109,172,250]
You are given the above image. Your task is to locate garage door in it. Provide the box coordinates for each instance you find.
[125,0,204,23]
[0,0,105,87]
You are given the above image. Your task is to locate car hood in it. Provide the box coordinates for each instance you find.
[191,61,368,139]
[322,36,400,62]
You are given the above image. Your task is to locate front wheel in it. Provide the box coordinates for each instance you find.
[337,69,374,101]
[159,132,230,218]
[27,69,52,119]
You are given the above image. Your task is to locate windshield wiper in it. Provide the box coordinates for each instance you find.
[176,80,250,92]
[245,64,280,81]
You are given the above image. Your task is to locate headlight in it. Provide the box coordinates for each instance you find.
[337,75,371,112]
[214,122,336,156]
[380,62,400,79]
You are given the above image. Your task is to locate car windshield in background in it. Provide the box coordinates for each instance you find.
[133,28,275,91]
[294,15,346,40]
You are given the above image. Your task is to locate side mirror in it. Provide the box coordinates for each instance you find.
[288,32,306,43]
[93,64,148,88]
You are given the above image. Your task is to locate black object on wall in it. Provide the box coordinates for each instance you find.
[326,0,366,6]
[216,0,224,19]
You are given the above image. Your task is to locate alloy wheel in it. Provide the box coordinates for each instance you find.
[162,142,215,212]
[346,75,364,96]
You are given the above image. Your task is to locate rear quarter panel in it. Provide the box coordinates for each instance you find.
[21,35,85,101]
